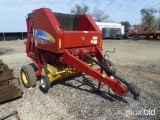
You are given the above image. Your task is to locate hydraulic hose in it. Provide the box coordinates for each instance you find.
[85,53,140,99]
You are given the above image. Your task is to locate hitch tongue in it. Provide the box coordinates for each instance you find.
[127,83,140,99]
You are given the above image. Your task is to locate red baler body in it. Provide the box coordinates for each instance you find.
[25,8,128,97]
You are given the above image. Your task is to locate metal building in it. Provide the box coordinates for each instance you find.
[0,32,27,41]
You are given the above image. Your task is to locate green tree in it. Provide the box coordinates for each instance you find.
[120,21,131,30]
[71,4,89,15]
[141,8,157,27]
[92,9,109,22]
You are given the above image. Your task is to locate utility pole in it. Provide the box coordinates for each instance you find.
[20,23,23,40]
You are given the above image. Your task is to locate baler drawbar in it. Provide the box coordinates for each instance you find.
[21,8,140,99]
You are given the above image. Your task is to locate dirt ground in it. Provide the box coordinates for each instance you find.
[0,39,160,120]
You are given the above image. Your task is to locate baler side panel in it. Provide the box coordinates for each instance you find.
[78,14,102,48]
[26,13,34,53]
[63,32,100,48]
[33,8,63,53]
[78,15,101,32]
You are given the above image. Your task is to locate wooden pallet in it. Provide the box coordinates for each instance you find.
[0,79,22,103]
[0,59,22,103]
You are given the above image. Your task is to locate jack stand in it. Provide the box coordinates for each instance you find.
[95,81,103,94]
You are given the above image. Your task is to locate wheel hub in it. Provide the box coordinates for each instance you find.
[22,71,28,84]
[40,78,46,88]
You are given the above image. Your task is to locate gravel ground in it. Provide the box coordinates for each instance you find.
[0,39,160,120]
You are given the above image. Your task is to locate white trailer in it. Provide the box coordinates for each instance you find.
[96,22,125,35]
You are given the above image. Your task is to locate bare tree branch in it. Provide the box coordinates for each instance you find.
[92,9,109,22]
[71,4,89,15]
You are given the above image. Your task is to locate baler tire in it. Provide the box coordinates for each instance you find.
[21,65,37,88]
[40,75,51,93]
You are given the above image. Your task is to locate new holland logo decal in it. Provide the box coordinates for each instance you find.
[34,29,55,42]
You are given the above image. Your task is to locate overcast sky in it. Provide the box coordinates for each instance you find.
[0,0,159,32]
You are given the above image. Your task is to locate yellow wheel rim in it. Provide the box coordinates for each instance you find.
[22,71,28,85]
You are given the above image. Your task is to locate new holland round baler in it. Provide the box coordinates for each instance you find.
[21,8,140,99]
